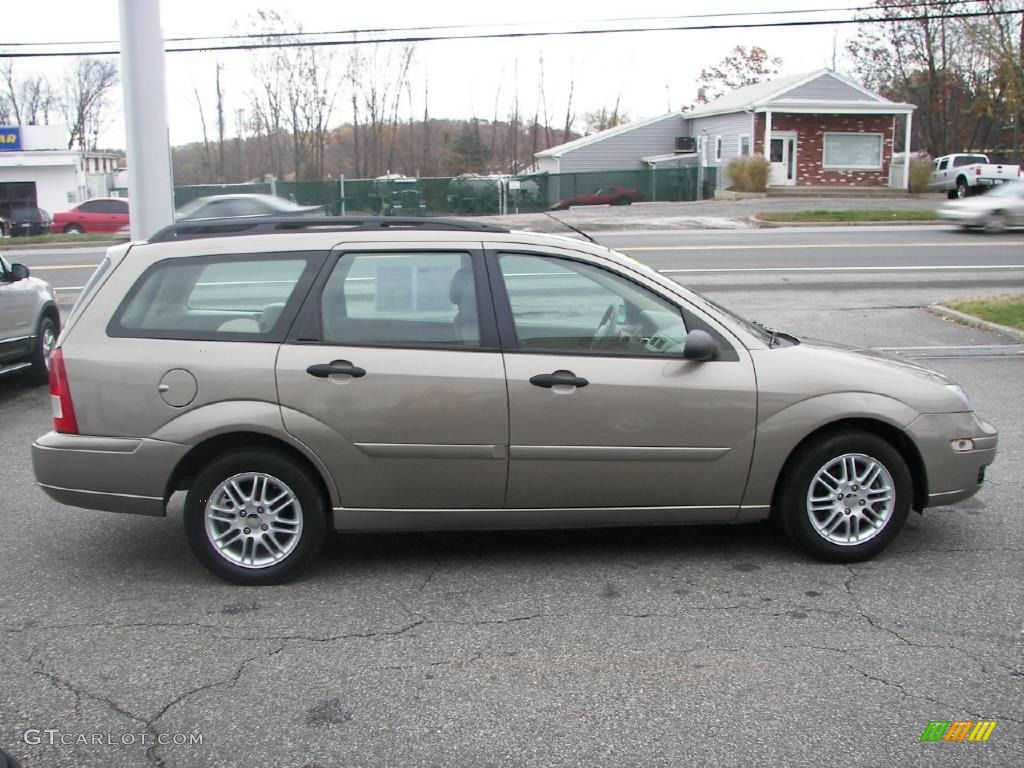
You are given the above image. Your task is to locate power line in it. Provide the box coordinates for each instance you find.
[0,0,983,48]
[0,6,1017,59]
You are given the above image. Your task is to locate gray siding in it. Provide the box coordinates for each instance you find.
[785,73,877,102]
[557,114,687,173]
[686,111,756,188]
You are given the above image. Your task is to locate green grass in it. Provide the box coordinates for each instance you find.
[0,232,123,247]
[946,296,1024,331]
[757,209,939,223]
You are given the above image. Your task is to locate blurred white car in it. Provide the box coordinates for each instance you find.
[937,181,1024,232]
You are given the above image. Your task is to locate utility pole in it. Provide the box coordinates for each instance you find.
[119,0,175,240]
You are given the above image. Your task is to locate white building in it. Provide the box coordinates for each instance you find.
[0,124,122,217]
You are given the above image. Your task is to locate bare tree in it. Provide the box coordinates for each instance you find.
[583,95,628,133]
[62,57,118,150]
[193,86,213,179]
[215,63,226,181]
[3,62,55,125]
[562,77,575,144]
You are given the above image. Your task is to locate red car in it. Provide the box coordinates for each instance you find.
[51,197,129,234]
[551,185,643,211]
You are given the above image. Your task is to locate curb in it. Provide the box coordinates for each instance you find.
[0,239,120,252]
[928,303,1024,342]
[750,217,941,228]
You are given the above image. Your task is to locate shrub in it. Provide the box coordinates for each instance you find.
[744,155,770,192]
[727,155,771,192]
[908,158,932,194]
[726,156,749,191]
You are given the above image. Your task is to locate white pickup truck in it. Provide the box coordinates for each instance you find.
[929,153,1021,199]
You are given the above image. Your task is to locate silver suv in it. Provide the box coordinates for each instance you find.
[0,255,59,384]
[31,217,998,584]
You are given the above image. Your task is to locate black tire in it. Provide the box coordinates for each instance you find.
[614,195,632,206]
[184,449,327,584]
[63,224,84,234]
[0,748,24,768]
[28,314,57,385]
[777,430,912,563]
[955,177,969,199]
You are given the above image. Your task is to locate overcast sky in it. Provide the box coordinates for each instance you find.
[6,1,863,148]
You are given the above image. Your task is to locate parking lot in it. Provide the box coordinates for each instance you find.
[1,226,1022,767]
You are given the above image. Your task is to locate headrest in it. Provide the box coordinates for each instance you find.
[449,267,474,304]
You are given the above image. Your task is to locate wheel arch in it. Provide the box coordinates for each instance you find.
[164,431,336,510]
[771,418,929,514]
[37,300,60,332]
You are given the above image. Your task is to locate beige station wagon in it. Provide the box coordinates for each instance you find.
[31,217,997,584]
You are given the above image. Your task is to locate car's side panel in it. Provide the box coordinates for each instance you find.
[277,344,509,509]
[739,391,921,518]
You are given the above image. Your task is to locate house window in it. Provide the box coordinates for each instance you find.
[714,136,723,163]
[822,133,884,170]
[738,135,751,157]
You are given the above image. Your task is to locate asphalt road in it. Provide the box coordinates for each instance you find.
[1,225,1022,767]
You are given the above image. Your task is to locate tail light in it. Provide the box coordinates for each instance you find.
[49,349,78,434]
[975,166,981,175]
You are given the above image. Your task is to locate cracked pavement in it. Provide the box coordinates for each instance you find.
[1,282,1022,766]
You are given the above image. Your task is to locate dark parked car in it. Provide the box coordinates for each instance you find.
[176,194,323,221]
[551,185,644,211]
[52,197,130,234]
[8,207,52,237]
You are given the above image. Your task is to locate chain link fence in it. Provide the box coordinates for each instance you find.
[173,166,718,218]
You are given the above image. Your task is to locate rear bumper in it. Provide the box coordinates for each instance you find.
[906,412,998,508]
[32,432,189,516]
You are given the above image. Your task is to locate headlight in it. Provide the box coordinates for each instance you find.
[945,384,973,411]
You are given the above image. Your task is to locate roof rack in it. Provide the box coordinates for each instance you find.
[148,215,511,242]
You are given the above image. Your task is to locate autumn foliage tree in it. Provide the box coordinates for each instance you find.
[848,0,1023,159]
[696,46,782,103]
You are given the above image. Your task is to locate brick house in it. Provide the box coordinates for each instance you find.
[534,69,916,190]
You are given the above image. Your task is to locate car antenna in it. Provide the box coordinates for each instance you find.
[542,211,599,244]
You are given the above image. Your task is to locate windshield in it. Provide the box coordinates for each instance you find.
[176,198,206,217]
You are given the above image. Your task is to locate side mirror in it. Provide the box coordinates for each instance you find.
[9,262,30,281]
[683,329,717,362]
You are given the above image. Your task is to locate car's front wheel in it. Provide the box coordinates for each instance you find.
[184,449,327,584]
[63,224,84,234]
[777,431,912,562]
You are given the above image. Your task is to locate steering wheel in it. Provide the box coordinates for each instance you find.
[593,303,620,346]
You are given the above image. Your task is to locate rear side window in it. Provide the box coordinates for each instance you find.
[953,155,987,167]
[108,252,321,341]
[320,251,481,347]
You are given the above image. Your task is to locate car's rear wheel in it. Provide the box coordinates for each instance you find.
[955,177,969,199]
[614,195,632,206]
[184,449,327,584]
[28,314,57,385]
[63,224,84,234]
[777,431,912,562]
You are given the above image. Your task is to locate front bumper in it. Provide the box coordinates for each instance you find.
[906,412,998,508]
[32,432,189,516]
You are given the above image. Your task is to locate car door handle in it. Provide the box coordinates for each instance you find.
[306,362,366,378]
[529,370,589,388]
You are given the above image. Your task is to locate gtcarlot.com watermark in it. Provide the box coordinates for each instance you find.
[22,729,202,747]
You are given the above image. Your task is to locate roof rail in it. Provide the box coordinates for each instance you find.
[148,215,511,242]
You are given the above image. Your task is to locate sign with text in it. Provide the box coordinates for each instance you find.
[0,127,21,150]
